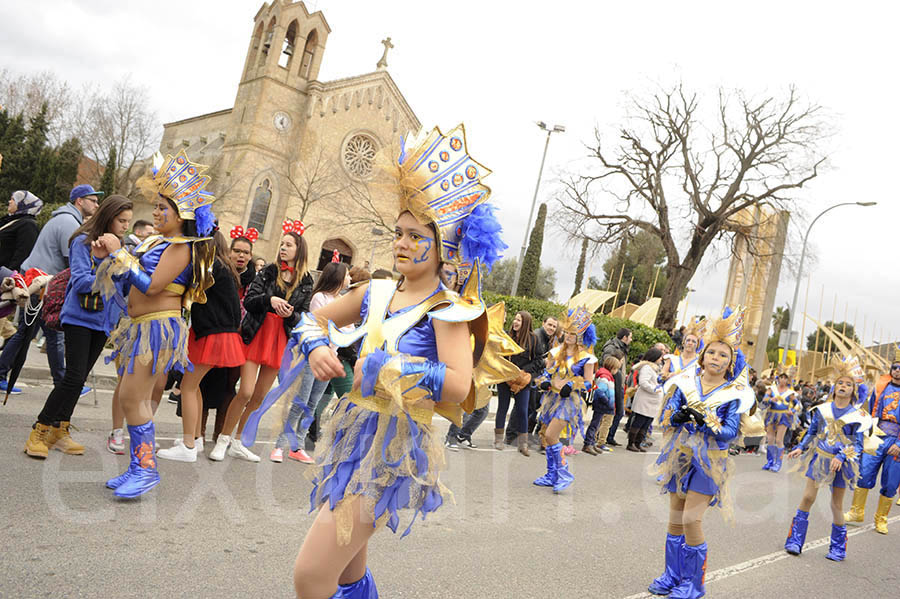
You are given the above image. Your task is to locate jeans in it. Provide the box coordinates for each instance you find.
[447,406,488,441]
[276,364,328,451]
[0,295,65,385]
[607,384,625,443]
[495,382,529,434]
[37,324,107,425]
[528,386,541,434]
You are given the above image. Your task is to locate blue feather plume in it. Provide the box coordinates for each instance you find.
[195,204,216,237]
[728,348,748,383]
[460,203,506,272]
[582,323,597,349]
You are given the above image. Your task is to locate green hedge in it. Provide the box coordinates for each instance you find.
[483,291,672,365]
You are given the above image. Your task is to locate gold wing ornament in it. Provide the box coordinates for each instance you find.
[465,301,524,413]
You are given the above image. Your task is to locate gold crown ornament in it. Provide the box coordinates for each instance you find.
[683,316,707,341]
[383,124,501,267]
[828,355,865,384]
[140,150,216,221]
[559,305,597,347]
[704,305,744,350]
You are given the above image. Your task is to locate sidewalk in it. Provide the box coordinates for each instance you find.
[17,340,119,390]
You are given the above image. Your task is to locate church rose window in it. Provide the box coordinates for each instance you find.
[343,134,377,179]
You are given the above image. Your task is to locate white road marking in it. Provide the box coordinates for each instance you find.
[620,514,900,599]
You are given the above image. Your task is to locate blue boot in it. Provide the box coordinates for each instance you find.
[825,524,847,561]
[762,445,773,471]
[333,568,378,598]
[113,421,160,499]
[770,447,784,472]
[553,444,574,493]
[534,442,559,487]
[106,431,139,489]
[669,542,707,599]
[784,509,809,555]
[648,533,684,595]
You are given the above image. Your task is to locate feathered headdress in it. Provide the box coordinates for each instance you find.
[559,305,597,348]
[702,305,747,381]
[387,124,506,271]
[774,362,797,378]
[683,316,707,341]
[827,355,864,385]
[142,150,216,235]
[893,343,900,364]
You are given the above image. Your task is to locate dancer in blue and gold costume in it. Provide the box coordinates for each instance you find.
[760,364,800,472]
[91,150,216,498]
[662,317,705,381]
[241,125,505,599]
[784,356,872,560]
[647,307,755,599]
[844,346,900,534]
[533,306,596,493]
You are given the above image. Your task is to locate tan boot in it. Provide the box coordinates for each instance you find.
[874,493,893,535]
[47,421,85,455]
[24,423,52,459]
[493,429,505,450]
[844,487,868,524]
[517,433,530,457]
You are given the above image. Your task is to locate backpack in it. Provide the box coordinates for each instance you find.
[41,268,70,331]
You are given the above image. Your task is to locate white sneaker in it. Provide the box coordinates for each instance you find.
[195,437,204,452]
[157,440,198,463]
[228,438,261,462]
[270,448,284,463]
[107,429,125,455]
[209,435,230,461]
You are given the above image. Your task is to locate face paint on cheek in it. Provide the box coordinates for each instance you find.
[412,237,432,264]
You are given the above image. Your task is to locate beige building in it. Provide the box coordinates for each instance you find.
[156,0,421,270]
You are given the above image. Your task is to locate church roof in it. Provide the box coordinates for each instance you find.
[308,69,421,132]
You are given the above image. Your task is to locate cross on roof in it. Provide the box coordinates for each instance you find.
[376,37,393,70]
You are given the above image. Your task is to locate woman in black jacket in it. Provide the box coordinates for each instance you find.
[0,191,42,270]
[495,310,543,456]
[158,231,245,462]
[210,220,313,462]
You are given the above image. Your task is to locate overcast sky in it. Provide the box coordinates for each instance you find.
[2,0,897,345]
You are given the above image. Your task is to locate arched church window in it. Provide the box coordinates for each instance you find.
[248,179,272,233]
[299,30,318,79]
[342,134,378,180]
[259,18,276,66]
[278,21,298,68]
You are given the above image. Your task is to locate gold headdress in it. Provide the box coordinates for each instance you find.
[385,124,503,268]
[774,362,797,378]
[703,306,744,350]
[683,316,707,341]
[558,305,597,347]
[139,150,216,221]
[893,343,900,364]
[827,355,864,385]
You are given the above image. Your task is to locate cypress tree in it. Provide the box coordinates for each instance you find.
[571,237,588,298]
[0,113,28,199]
[99,146,117,196]
[516,202,547,297]
[54,138,82,203]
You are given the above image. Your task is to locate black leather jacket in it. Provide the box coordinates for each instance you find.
[240,263,313,344]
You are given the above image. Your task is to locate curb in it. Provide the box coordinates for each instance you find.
[18,365,119,391]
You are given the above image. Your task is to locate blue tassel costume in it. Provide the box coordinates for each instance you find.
[92,149,218,499]
[646,306,755,599]
[761,385,800,429]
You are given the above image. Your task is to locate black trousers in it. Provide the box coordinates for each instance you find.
[630,413,653,435]
[607,389,625,443]
[37,324,107,425]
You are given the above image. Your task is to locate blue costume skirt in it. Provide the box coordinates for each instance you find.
[764,409,795,429]
[308,390,450,545]
[649,428,736,522]
[106,310,191,375]
[537,390,585,439]
[789,446,859,489]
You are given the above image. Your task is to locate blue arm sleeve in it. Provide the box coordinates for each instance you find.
[67,239,100,294]
[702,400,740,443]
[798,410,820,451]
[659,386,686,427]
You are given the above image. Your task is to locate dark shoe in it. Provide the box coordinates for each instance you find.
[459,434,477,449]
[607,438,621,447]
[504,429,516,446]
[582,444,599,456]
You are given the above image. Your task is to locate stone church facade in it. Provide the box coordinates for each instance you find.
[157,0,421,270]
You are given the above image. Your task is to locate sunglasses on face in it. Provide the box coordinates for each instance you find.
[892,365,900,371]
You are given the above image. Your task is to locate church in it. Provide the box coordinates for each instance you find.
[156,0,421,270]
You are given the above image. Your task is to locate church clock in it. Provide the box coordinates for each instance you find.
[273,111,292,132]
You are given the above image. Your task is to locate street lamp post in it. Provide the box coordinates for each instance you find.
[510,121,565,296]
[780,201,876,364]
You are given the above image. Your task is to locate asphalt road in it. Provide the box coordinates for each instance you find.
[2,382,899,598]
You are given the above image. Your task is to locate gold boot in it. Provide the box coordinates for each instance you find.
[47,421,85,455]
[874,494,893,535]
[24,423,52,459]
[844,487,868,524]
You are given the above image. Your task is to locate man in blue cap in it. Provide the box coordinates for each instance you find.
[0,184,102,395]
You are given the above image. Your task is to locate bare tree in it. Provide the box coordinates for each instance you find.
[0,69,73,145]
[557,83,828,330]
[274,144,354,224]
[71,76,159,194]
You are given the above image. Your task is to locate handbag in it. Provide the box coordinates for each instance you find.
[78,292,104,312]
[508,370,532,394]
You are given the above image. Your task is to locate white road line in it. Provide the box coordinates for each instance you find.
[620,514,900,599]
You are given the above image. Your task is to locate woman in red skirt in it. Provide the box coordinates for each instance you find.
[210,220,313,462]
[158,230,245,462]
